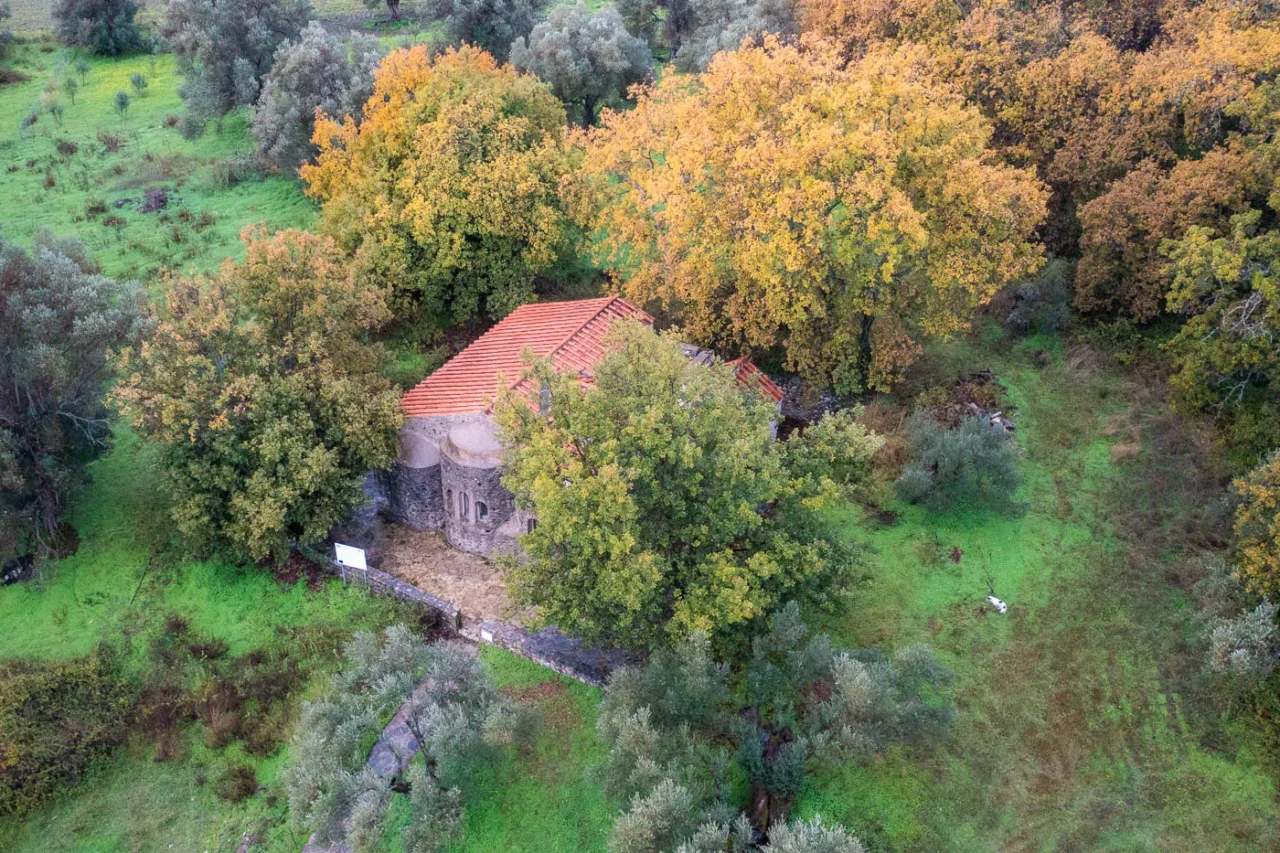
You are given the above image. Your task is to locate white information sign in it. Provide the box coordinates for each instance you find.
[334,543,368,571]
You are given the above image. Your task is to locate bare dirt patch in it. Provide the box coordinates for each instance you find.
[378,527,515,623]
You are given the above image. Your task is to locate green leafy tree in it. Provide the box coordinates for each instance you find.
[1164,210,1280,456]
[112,89,129,116]
[494,322,882,652]
[74,57,91,82]
[62,75,79,105]
[129,70,146,96]
[113,227,402,563]
[0,230,144,555]
[427,0,546,63]
[510,3,653,126]
[285,626,531,852]
[896,413,1024,514]
[52,0,144,56]
[162,0,310,137]
[251,22,382,173]
[596,603,951,842]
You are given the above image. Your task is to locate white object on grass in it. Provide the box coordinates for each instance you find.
[986,595,1008,614]
[334,543,368,571]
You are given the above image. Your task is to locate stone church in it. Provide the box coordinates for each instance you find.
[381,296,783,557]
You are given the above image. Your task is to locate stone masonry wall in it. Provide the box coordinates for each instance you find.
[384,463,444,530]
[440,454,515,555]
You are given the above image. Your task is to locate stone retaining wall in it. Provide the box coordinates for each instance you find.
[319,558,633,687]
[322,559,461,631]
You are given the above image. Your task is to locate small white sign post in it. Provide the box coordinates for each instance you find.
[334,543,368,583]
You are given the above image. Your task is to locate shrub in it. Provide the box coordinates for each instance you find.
[1205,599,1278,693]
[113,89,130,116]
[251,22,381,173]
[0,649,133,818]
[74,57,91,82]
[53,0,144,55]
[1233,451,1280,598]
[216,764,260,802]
[129,71,147,96]
[896,414,1023,514]
[1007,258,1072,336]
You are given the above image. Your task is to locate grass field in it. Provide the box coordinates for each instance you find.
[0,40,314,280]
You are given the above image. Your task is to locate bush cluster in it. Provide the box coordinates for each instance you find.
[0,649,132,818]
[896,414,1023,515]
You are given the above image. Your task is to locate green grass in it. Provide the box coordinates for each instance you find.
[0,427,410,852]
[793,331,1280,851]
[0,40,314,280]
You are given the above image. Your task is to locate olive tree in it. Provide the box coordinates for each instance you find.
[0,230,144,556]
[596,603,951,844]
[286,626,532,852]
[428,0,546,63]
[162,0,310,137]
[510,3,652,126]
[52,0,144,55]
[252,22,382,173]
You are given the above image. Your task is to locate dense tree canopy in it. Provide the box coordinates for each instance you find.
[510,2,653,126]
[113,228,402,563]
[0,230,143,555]
[52,0,144,55]
[428,0,546,63]
[596,604,951,841]
[575,37,1046,393]
[493,322,882,652]
[1233,452,1280,599]
[302,44,575,327]
[162,0,310,136]
[251,22,381,173]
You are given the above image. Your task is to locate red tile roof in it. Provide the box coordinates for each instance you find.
[400,297,783,417]
[728,358,785,404]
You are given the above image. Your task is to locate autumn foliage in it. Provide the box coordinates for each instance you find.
[302,44,575,328]
[1233,452,1280,598]
[575,36,1046,393]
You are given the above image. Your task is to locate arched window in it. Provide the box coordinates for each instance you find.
[476,501,488,522]
[527,518,537,534]
[445,490,454,516]
[460,492,470,519]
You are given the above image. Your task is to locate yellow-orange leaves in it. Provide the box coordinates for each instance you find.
[575,37,1046,393]
[302,44,574,324]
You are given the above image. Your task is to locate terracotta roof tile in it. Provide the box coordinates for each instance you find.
[400,297,784,417]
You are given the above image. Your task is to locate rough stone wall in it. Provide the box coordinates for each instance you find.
[384,463,444,530]
[401,412,489,443]
[441,454,515,555]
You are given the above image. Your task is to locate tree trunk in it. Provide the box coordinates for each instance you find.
[857,312,875,391]
[582,96,597,128]
[748,783,791,834]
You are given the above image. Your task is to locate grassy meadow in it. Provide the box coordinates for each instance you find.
[2,29,1279,853]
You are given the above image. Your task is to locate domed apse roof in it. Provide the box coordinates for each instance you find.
[440,419,504,468]
[397,430,441,469]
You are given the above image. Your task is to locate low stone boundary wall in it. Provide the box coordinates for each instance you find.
[321,559,461,631]
[463,620,635,688]
[319,557,634,688]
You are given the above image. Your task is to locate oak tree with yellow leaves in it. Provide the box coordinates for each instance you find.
[574,37,1046,394]
[302,44,576,328]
